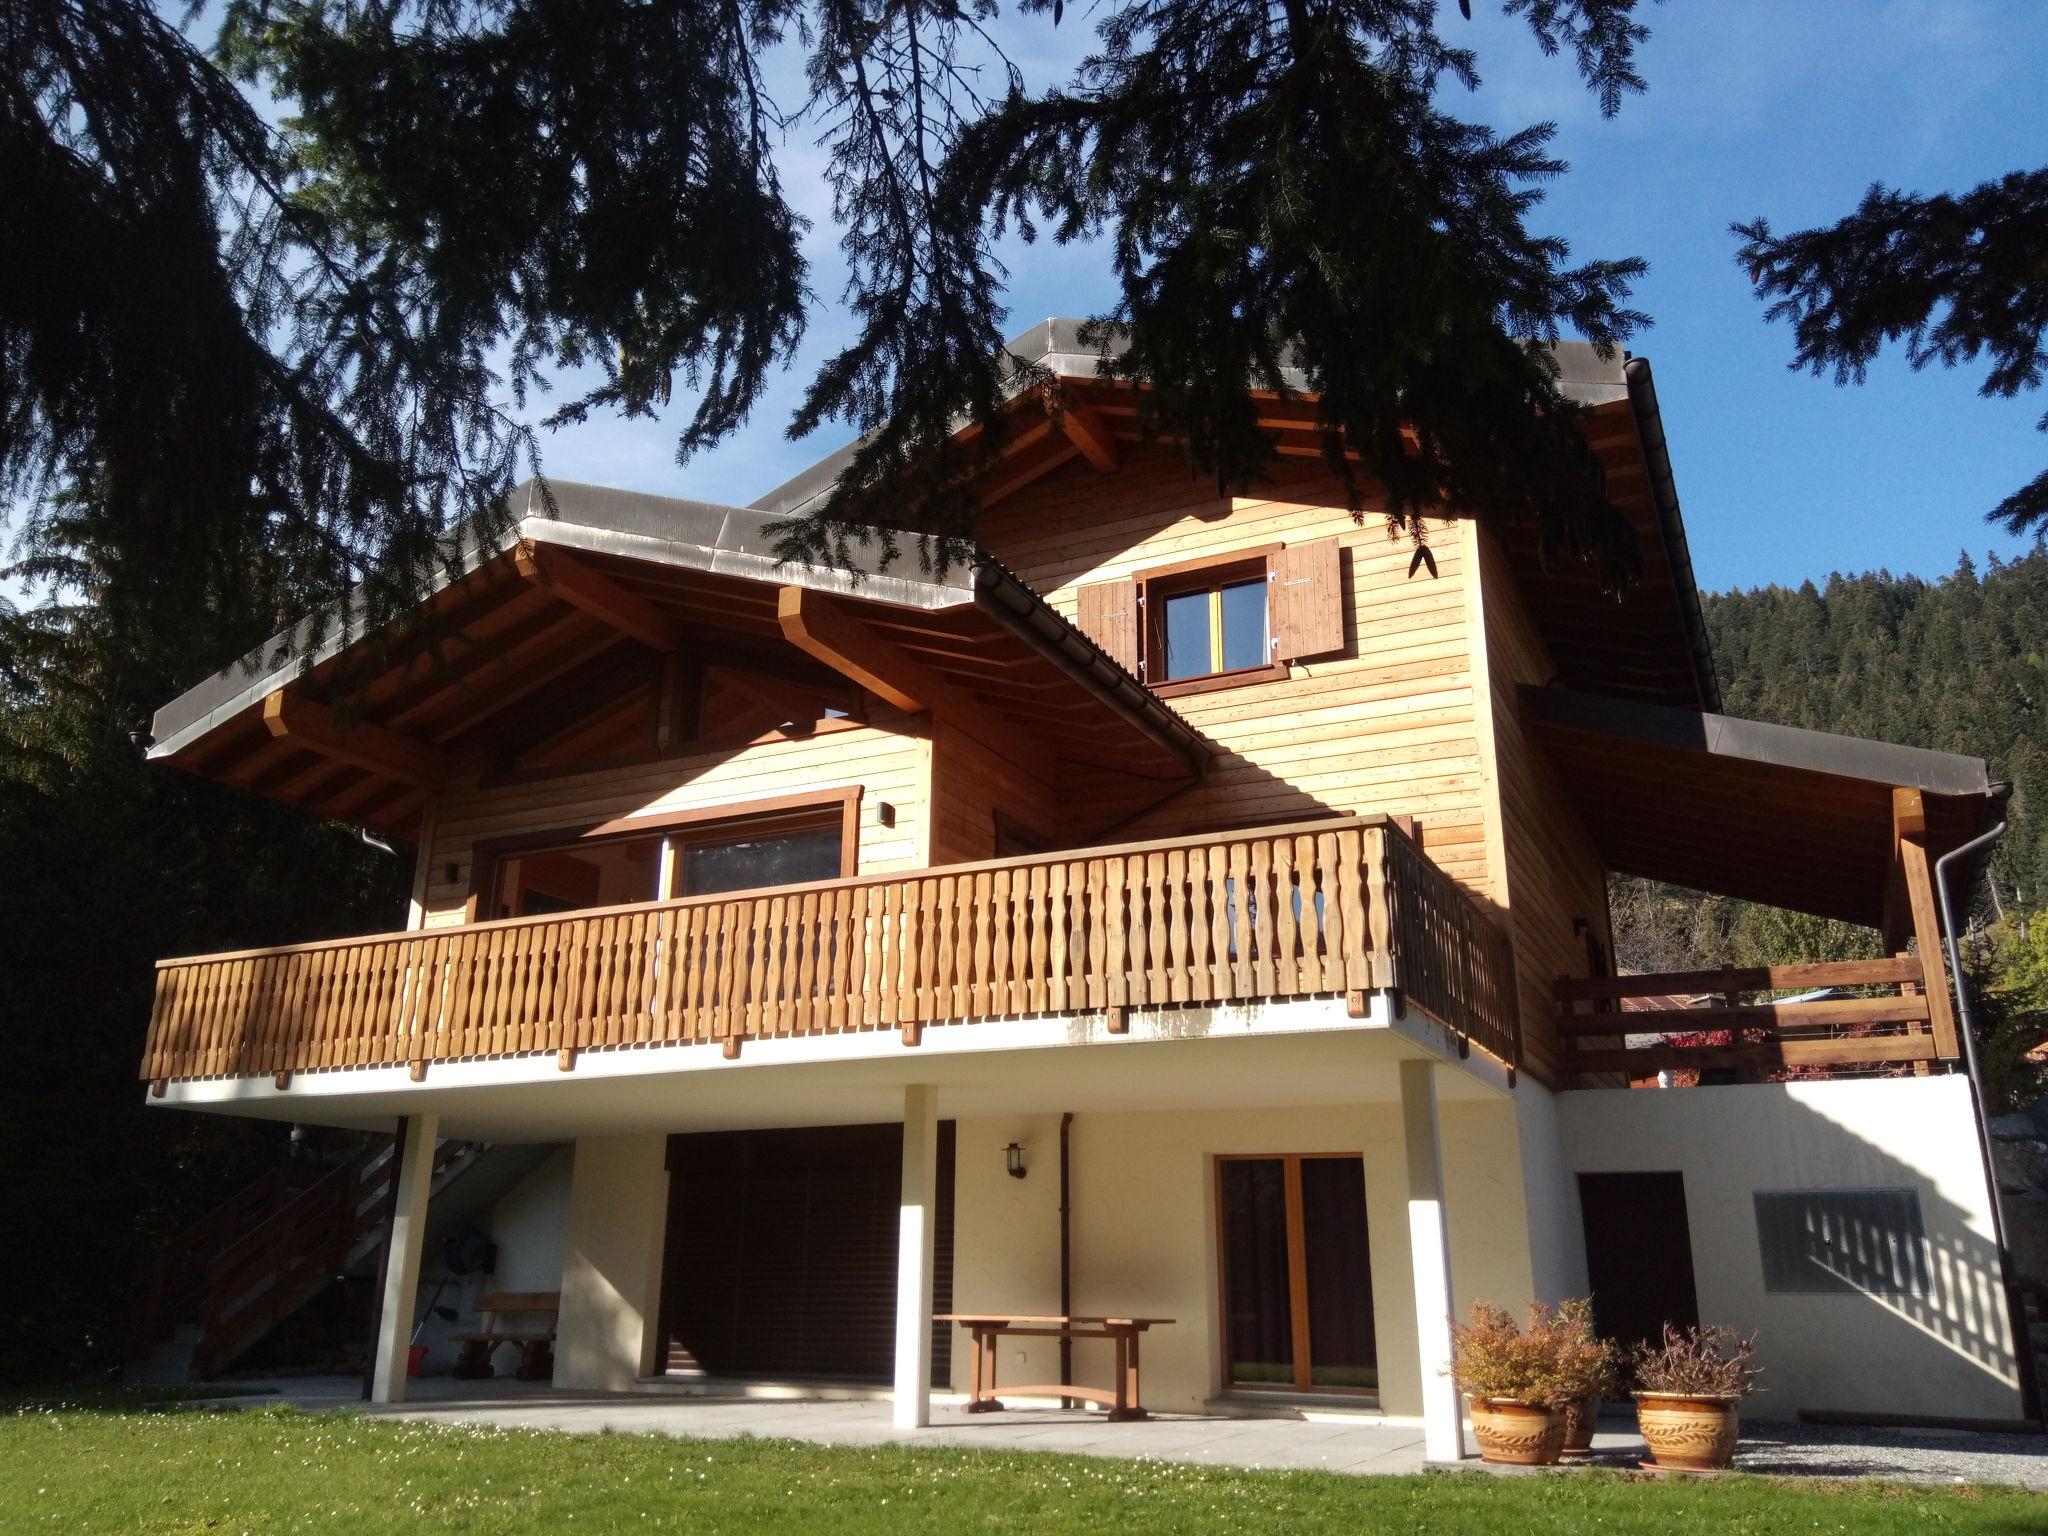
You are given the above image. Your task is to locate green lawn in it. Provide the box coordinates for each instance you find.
[2,1399,2040,1535]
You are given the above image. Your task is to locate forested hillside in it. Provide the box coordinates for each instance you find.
[1708,545,2048,910]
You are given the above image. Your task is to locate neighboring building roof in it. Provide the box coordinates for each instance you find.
[148,479,1208,836]
[1519,682,1998,926]
[751,318,1721,713]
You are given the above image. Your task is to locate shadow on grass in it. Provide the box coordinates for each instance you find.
[3,1381,273,1415]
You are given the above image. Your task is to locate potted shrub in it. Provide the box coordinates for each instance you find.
[1552,1299,1619,1458]
[1632,1324,1761,1472]
[1449,1302,1579,1466]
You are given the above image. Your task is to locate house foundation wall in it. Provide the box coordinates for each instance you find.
[1556,1076,2022,1422]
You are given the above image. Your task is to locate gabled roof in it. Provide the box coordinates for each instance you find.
[149,479,1207,837]
[752,319,1721,712]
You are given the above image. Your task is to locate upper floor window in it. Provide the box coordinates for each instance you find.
[1073,537,1348,697]
[1155,562,1272,682]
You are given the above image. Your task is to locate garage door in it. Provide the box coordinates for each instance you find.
[658,1123,955,1384]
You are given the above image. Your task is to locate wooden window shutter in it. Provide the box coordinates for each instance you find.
[1075,576,1141,674]
[1271,538,1345,661]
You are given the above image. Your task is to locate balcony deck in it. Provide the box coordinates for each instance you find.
[142,816,1518,1091]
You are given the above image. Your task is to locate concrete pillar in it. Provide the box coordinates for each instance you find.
[1400,1059,1466,1463]
[893,1084,939,1429]
[370,1112,439,1404]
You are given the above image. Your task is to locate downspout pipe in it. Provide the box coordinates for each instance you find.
[1933,821,2036,1415]
[1059,1112,1074,1409]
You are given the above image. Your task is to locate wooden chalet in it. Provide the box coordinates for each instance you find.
[129,320,2029,1442]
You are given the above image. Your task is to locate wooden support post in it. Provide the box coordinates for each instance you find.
[1893,788,1961,1061]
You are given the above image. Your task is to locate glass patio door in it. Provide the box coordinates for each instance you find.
[1217,1154,1376,1394]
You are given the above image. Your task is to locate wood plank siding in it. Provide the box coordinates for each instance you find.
[972,448,1551,1063]
[975,450,1491,896]
[418,714,935,925]
[1466,523,1614,1087]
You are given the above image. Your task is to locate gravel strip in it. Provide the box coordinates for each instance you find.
[1658,1420,2043,1489]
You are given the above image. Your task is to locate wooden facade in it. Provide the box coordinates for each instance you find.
[138,352,1995,1097]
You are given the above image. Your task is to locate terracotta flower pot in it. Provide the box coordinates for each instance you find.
[1468,1397,1566,1466]
[1559,1392,1599,1457]
[1634,1392,1741,1471]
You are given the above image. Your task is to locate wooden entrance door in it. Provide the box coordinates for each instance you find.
[1217,1154,1376,1394]
[1578,1171,1700,1351]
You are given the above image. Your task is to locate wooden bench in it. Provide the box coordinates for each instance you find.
[936,1314,1173,1421]
[450,1291,559,1381]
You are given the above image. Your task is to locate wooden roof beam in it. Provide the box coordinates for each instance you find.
[262,690,452,791]
[514,540,684,652]
[1055,392,1120,473]
[778,587,935,714]
[779,586,1067,781]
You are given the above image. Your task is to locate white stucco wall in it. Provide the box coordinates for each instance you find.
[947,1096,1541,1417]
[465,1146,577,1374]
[1557,1076,2021,1422]
[555,1133,669,1391]
[491,1147,575,1292]
[545,1091,1554,1413]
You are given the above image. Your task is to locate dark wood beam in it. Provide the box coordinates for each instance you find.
[262,691,452,791]
[1056,394,1120,473]
[515,540,684,652]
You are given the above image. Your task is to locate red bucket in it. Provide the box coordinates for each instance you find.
[407,1344,427,1378]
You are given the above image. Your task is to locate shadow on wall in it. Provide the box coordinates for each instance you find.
[1556,1078,2022,1421]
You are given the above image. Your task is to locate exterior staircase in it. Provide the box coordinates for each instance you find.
[126,1137,499,1384]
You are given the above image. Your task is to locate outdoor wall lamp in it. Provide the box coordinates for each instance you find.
[1005,1142,1027,1180]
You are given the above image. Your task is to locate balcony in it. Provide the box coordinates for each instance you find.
[1555,958,1954,1085]
[141,816,1519,1090]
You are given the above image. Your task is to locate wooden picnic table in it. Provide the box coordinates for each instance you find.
[936,1314,1174,1421]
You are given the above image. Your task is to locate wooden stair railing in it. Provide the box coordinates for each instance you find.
[1553,956,1946,1084]
[130,1166,293,1360]
[142,816,1520,1085]
[133,1138,464,1379]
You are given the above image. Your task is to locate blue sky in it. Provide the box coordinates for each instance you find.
[530,0,2048,595]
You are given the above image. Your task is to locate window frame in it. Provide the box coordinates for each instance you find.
[1136,545,1289,698]
[465,786,863,922]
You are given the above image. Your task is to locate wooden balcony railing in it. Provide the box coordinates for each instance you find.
[1554,956,1952,1084]
[142,815,1518,1087]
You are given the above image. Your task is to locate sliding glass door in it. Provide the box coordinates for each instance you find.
[1217,1154,1376,1394]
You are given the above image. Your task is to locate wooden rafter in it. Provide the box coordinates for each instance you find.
[1055,392,1120,473]
[777,587,935,714]
[262,690,451,791]
[778,586,1064,779]
[514,540,684,652]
